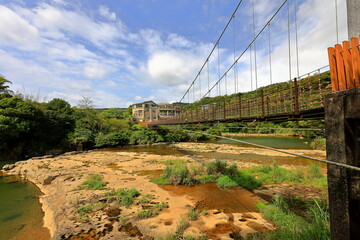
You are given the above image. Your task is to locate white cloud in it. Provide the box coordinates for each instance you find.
[99,5,116,21]
[84,65,107,79]
[0,5,41,51]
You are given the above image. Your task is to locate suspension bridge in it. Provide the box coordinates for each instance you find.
[149,0,358,126]
[147,1,360,239]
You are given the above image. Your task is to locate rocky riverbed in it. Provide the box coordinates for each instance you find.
[1,142,326,240]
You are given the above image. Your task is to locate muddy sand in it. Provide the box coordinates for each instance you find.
[2,142,326,240]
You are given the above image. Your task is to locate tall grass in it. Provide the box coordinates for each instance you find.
[251,196,330,240]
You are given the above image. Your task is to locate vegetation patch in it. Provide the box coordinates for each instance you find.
[106,188,140,207]
[152,160,261,190]
[187,209,200,220]
[248,195,330,240]
[239,163,327,189]
[135,210,155,219]
[80,174,107,190]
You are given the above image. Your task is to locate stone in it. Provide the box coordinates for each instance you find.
[2,164,15,171]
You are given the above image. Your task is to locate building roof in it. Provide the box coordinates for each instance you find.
[130,100,157,106]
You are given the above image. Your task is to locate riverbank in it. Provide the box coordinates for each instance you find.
[2,142,327,239]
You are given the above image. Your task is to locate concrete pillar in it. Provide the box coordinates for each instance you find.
[325,89,360,240]
[347,0,360,39]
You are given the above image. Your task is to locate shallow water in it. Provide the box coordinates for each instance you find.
[161,183,265,213]
[0,162,50,240]
[207,135,313,149]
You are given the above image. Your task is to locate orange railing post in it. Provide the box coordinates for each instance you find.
[328,36,360,92]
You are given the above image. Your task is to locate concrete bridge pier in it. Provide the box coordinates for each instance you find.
[325,89,360,240]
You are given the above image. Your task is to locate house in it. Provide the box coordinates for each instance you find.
[130,101,182,122]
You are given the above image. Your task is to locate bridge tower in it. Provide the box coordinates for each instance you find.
[347,0,360,39]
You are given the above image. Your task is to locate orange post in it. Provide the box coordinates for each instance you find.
[335,44,347,90]
[342,41,355,89]
[351,37,360,88]
[328,47,339,92]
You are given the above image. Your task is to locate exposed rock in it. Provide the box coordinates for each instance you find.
[2,164,16,171]
[43,175,58,185]
[106,208,121,218]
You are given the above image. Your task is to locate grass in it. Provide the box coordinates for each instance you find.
[249,195,330,240]
[135,210,154,219]
[106,188,140,207]
[239,162,327,189]
[76,202,105,222]
[81,174,107,190]
[216,175,238,188]
[155,202,169,211]
[160,159,188,165]
[187,209,200,220]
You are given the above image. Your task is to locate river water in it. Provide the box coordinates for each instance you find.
[0,162,50,240]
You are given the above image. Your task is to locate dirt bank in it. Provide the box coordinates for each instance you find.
[3,145,279,240]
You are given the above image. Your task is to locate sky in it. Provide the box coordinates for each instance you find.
[0,0,348,108]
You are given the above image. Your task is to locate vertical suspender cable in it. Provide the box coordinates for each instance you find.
[199,71,201,99]
[287,0,292,81]
[294,0,300,78]
[251,0,258,89]
[207,59,210,97]
[217,42,221,96]
[232,15,237,93]
[335,0,339,43]
[225,73,228,95]
[250,45,253,91]
[268,22,273,84]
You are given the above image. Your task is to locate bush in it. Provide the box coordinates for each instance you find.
[165,130,189,142]
[81,174,107,190]
[95,132,129,148]
[163,164,194,185]
[206,160,228,175]
[234,171,262,190]
[129,127,162,145]
[207,128,222,136]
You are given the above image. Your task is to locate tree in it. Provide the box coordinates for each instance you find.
[0,76,11,93]
[77,96,94,109]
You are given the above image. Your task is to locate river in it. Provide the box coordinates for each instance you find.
[0,135,315,239]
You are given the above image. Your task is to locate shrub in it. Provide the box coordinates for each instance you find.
[95,132,129,148]
[165,130,189,142]
[81,174,107,190]
[207,128,222,136]
[163,164,194,185]
[216,175,238,189]
[129,127,161,145]
[234,171,262,190]
[206,160,228,175]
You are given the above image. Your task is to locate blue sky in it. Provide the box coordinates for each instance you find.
[0,0,347,107]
